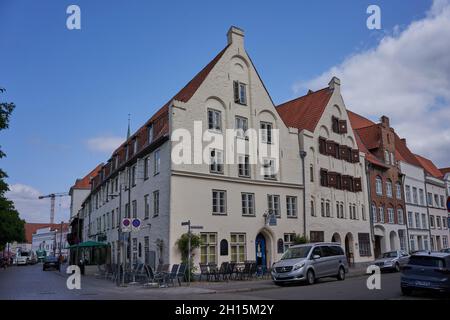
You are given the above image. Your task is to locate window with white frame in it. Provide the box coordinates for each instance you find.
[154,150,160,175]
[286,196,297,218]
[208,109,222,131]
[133,139,138,155]
[148,124,153,144]
[376,177,383,195]
[200,233,217,264]
[132,200,137,219]
[235,116,248,139]
[424,236,429,251]
[362,205,366,221]
[284,233,295,252]
[340,203,344,219]
[415,212,421,229]
[406,185,411,203]
[430,215,435,228]
[384,150,390,164]
[321,199,325,217]
[310,198,315,217]
[379,206,384,223]
[230,233,246,262]
[437,216,441,228]
[407,212,413,228]
[268,194,280,217]
[144,194,149,219]
[372,203,377,223]
[238,154,250,177]
[212,190,226,215]
[412,187,418,204]
[153,190,159,217]
[326,200,331,218]
[210,149,224,174]
[410,235,416,252]
[144,156,150,179]
[421,214,427,230]
[440,195,445,208]
[396,182,402,200]
[262,158,276,179]
[241,193,255,216]
[233,81,247,105]
[419,189,424,205]
[386,180,393,198]
[397,208,404,225]
[260,122,273,144]
[443,236,449,249]
[434,194,439,207]
[387,208,394,224]
[443,217,447,229]
[427,192,433,206]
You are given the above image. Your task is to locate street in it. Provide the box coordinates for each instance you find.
[0,263,441,300]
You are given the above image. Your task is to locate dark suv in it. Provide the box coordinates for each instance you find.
[43,256,60,271]
[400,252,450,295]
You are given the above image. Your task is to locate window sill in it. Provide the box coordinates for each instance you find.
[287,216,298,219]
[242,214,256,217]
[210,171,224,175]
[239,175,251,178]
[212,213,227,216]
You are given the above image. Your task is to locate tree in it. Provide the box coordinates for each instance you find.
[175,233,202,280]
[292,234,309,245]
[0,88,25,250]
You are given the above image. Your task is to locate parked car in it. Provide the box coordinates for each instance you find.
[271,242,349,285]
[373,250,410,272]
[400,252,450,295]
[440,248,450,253]
[15,253,28,266]
[42,255,60,271]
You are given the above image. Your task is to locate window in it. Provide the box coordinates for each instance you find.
[320,169,328,187]
[233,81,247,105]
[310,164,314,182]
[144,156,150,179]
[405,185,411,203]
[419,189,424,205]
[443,217,447,229]
[326,200,331,218]
[125,145,129,161]
[212,190,226,215]
[387,208,394,224]
[106,212,110,229]
[260,122,273,144]
[111,210,115,228]
[362,205,366,221]
[437,216,441,229]
[427,192,433,206]
[407,212,413,228]
[144,236,150,265]
[443,236,449,249]
[153,191,159,217]
[263,158,276,180]
[133,139,138,155]
[238,154,250,177]
[376,177,383,195]
[235,116,248,139]
[125,203,130,218]
[241,193,255,216]
[371,204,377,223]
[412,187,418,204]
[430,215,435,228]
[286,196,297,218]
[230,233,246,262]
[379,207,384,223]
[318,137,327,155]
[208,109,222,131]
[390,152,395,165]
[337,202,343,219]
[410,235,416,252]
[144,194,150,219]
[131,165,137,186]
[210,149,224,174]
[200,233,217,264]
[358,233,371,257]
[321,199,325,217]
[415,212,421,229]
[310,199,316,217]
[440,195,445,208]
[147,124,153,144]
[132,200,137,219]
[386,180,393,198]
[283,234,295,252]
[434,194,439,207]
[268,195,280,217]
[384,150,390,164]
[397,208,404,225]
[396,182,402,200]
[154,150,160,175]
[132,238,138,264]
[421,214,427,229]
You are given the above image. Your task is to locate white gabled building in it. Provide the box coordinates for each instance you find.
[276,78,374,264]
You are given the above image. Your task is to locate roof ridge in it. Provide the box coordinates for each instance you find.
[277,87,331,108]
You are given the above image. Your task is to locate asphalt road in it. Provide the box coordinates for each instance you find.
[0,263,442,300]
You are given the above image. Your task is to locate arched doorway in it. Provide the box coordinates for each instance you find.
[344,233,354,266]
[389,231,398,251]
[331,233,341,244]
[255,233,267,272]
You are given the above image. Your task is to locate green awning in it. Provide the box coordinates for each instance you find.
[68,241,109,249]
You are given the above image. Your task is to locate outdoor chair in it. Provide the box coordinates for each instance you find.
[176,263,187,286]
[248,262,257,279]
[237,262,251,280]
[166,264,180,286]
[199,263,211,281]
[216,262,229,281]
[226,262,237,280]
[208,263,218,281]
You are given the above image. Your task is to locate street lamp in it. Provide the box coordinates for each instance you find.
[181,220,203,286]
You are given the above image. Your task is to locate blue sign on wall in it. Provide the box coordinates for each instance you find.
[268,214,277,226]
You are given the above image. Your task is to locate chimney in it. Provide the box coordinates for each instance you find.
[401,138,406,145]
[380,115,390,128]
[227,26,245,47]
[328,76,341,91]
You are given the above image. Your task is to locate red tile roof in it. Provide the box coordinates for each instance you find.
[347,110,375,129]
[24,223,69,244]
[276,87,334,132]
[414,154,443,178]
[439,167,450,176]
[394,134,422,167]
[71,164,103,190]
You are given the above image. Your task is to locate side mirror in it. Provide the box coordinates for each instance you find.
[313,255,321,260]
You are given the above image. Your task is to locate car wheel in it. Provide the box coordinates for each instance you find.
[337,267,345,281]
[306,270,315,285]
[394,263,400,272]
[401,287,412,296]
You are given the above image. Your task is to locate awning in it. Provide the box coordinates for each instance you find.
[68,241,109,249]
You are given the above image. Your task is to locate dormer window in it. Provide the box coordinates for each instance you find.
[384,150,390,164]
[148,124,153,144]
[233,81,247,105]
[125,145,129,161]
[133,138,138,155]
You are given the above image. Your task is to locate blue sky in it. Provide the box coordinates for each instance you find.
[1,0,445,222]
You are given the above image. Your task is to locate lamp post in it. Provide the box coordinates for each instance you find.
[181,220,203,286]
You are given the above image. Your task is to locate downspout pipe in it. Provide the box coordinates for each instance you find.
[300,150,307,238]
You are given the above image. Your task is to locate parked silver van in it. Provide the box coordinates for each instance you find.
[271,242,349,285]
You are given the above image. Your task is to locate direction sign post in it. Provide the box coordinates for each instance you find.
[181,220,203,286]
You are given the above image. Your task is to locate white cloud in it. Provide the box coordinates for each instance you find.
[6,184,70,223]
[86,136,124,153]
[295,0,450,167]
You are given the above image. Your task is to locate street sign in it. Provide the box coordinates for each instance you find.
[131,218,141,231]
[121,218,131,232]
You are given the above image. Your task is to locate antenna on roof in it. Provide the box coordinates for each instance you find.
[127,114,131,140]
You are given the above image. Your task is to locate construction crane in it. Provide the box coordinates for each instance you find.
[38,192,69,224]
